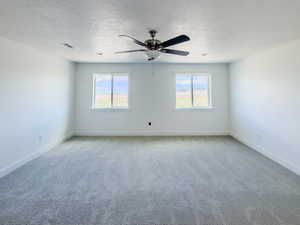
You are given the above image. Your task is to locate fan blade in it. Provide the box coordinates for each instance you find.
[159,35,190,48]
[115,49,146,54]
[160,49,189,56]
[119,35,146,47]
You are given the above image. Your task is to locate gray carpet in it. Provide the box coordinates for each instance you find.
[1,136,300,225]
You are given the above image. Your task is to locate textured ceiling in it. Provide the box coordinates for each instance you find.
[0,0,300,63]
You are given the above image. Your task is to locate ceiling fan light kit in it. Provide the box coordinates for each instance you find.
[145,50,161,61]
[116,30,191,61]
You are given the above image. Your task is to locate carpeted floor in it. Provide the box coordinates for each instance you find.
[0,136,300,225]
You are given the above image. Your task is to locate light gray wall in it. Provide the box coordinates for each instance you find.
[229,40,300,175]
[75,63,229,135]
[0,37,75,177]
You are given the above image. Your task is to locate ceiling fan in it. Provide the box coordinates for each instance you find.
[115,30,190,61]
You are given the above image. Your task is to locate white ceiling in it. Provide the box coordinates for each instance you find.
[0,0,300,63]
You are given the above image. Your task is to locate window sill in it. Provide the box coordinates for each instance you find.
[174,106,214,111]
[91,107,130,111]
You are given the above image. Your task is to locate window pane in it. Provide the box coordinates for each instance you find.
[176,75,192,108]
[94,74,111,108]
[113,75,128,107]
[193,75,209,107]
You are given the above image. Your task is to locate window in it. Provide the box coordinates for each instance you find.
[92,73,129,109]
[176,73,211,108]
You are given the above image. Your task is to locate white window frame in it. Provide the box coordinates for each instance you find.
[175,73,212,110]
[92,73,130,110]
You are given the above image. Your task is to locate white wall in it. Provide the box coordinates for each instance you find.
[230,40,300,175]
[75,63,229,135]
[0,37,75,177]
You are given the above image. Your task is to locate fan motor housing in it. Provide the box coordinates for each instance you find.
[145,39,161,50]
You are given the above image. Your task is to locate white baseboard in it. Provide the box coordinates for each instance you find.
[75,129,230,136]
[3,130,298,179]
[64,130,74,140]
[231,132,300,177]
[0,131,74,179]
